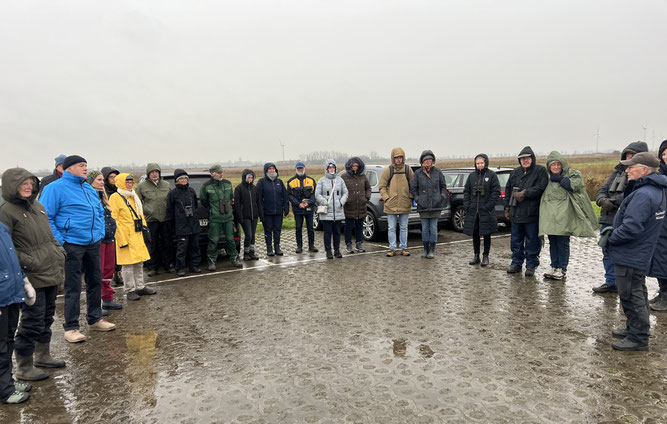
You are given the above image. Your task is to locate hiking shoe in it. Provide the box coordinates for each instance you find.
[127,291,141,301]
[64,330,86,343]
[3,391,29,404]
[401,249,411,256]
[346,243,355,254]
[506,265,522,274]
[274,246,284,256]
[334,251,343,258]
[593,283,617,294]
[190,267,202,273]
[295,246,303,254]
[525,268,536,277]
[355,243,366,253]
[650,295,667,312]
[612,338,648,351]
[326,252,333,259]
[102,300,123,310]
[177,269,185,277]
[147,269,158,277]
[551,268,564,280]
[612,328,628,339]
[243,253,252,261]
[136,287,156,295]
[207,262,216,272]
[308,246,319,253]
[231,259,243,268]
[543,267,556,279]
[101,309,109,317]
[386,249,396,257]
[13,381,31,392]
[89,319,116,332]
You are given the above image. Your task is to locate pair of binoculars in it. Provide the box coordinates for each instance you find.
[508,187,520,207]
[472,185,485,196]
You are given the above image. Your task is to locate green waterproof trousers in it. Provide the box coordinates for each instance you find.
[207,220,238,263]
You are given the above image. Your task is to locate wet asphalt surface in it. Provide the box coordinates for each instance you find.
[2,226,667,423]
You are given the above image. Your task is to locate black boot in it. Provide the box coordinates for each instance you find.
[481,254,489,267]
[326,251,333,259]
[427,242,435,259]
[469,254,480,265]
[308,245,319,253]
[421,242,428,258]
[249,250,259,260]
[15,354,49,381]
[274,245,284,256]
[33,342,66,368]
[266,245,275,257]
[346,243,355,254]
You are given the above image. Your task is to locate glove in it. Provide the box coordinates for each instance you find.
[513,190,526,203]
[504,208,510,221]
[550,173,562,182]
[24,277,36,306]
[599,198,616,212]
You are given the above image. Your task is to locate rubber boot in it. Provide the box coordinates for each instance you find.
[34,342,66,368]
[469,254,480,265]
[427,242,435,259]
[274,244,284,256]
[266,245,275,257]
[481,254,489,267]
[421,242,428,258]
[14,354,49,381]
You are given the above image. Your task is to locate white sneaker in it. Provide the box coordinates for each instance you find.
[64,329,86,343]
[89,319,116,332]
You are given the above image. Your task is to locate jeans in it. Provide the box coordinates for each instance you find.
[15,286,58,356]
[548,235,570,271]
[63,241,102,331]
[615,265,650,344]
[295,213,315,248]
[0,304,19,402]
[263,214,283,247]
[322,220,341,253]
[510,222,541,269]
[344,218,364,245]
[176,234,201,270]
[147,220,173,271]
[600,223,616,286]
[241,218,258,252]
[388,213,409,250]
[420,217,438,243]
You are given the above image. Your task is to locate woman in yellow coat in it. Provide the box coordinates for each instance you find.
[109,173,157,301]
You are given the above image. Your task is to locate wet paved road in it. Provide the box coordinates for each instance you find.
[2,227,667,423]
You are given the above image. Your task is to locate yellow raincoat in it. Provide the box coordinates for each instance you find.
[109,173,151,265]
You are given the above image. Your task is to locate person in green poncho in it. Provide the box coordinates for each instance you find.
[539,151,598,280]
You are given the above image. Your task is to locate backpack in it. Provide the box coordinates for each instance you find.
[387,165,411,188]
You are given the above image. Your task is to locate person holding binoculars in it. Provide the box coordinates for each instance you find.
[109,173,157,300]
[167,169,202,277]
[463,154,501,266]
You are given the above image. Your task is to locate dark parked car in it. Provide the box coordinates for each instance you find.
[442,167,513,232]
[140,171,241,258]
[313,164,451,241]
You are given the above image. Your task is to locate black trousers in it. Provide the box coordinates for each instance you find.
[615,265,650,344]
[176,234,201,271]
[344,218,364,245]
[15,285,58,356]
[322,220,341,253]
[263,214,283,247]
[147,220,173,271]
[472,216,491,255]
[63,242,102,331]
[294,213,315,248]
[241,218,258,251]
[0,303,19,402]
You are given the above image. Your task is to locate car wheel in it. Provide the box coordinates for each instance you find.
[363,211,378,241]
[451,205,465,232]
[313,212,322,230]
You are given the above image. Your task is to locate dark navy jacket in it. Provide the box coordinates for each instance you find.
[649,140,667,278]
[256,163,289,217]
[0,222,26,307]
[608,172,667,272]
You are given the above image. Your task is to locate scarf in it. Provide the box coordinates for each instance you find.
[117,188,144,217]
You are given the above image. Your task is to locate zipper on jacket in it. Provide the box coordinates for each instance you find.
[82,182,97,244]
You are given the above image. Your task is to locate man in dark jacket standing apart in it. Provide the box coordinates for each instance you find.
[136,163,173,276]
[257,163,289,257]
[504,146,549,276]
[342,157,371,254]
[593,141,649,294]
[167,169,202,277]
[200,165,241,270]
[38,154,66,195]
[606,152,667,351]
[40,155,115,343]
[287,162,318,253]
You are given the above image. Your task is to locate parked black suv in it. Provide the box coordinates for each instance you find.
[441,167,513,232]
[140,171,241,258]
[313,164,451,241]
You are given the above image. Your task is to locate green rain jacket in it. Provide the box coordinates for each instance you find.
[539,151,598,237]
[200,178,234,223]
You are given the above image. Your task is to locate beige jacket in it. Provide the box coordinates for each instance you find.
[379,147,414,214]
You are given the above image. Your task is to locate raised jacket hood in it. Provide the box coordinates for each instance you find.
[545,151,569,175]
[145,162,161,177]
[474,153,489,171]
[391,147,406,164]
[263,162,279,177]
[622,141,649,160]
[2,168,39,206]
[345,157,365,176]
[419,150,436,165]
[242,169,256,185]
[102,166,119,181]
[659,140,667,164]
[517,146,536,167]
[324,159,337,178]
[115,173,132,190]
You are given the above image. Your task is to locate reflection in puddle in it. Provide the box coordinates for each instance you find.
[393,339,407,358]
[125,330,159,407]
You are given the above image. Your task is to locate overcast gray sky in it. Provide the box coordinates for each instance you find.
[1,0,666,171]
